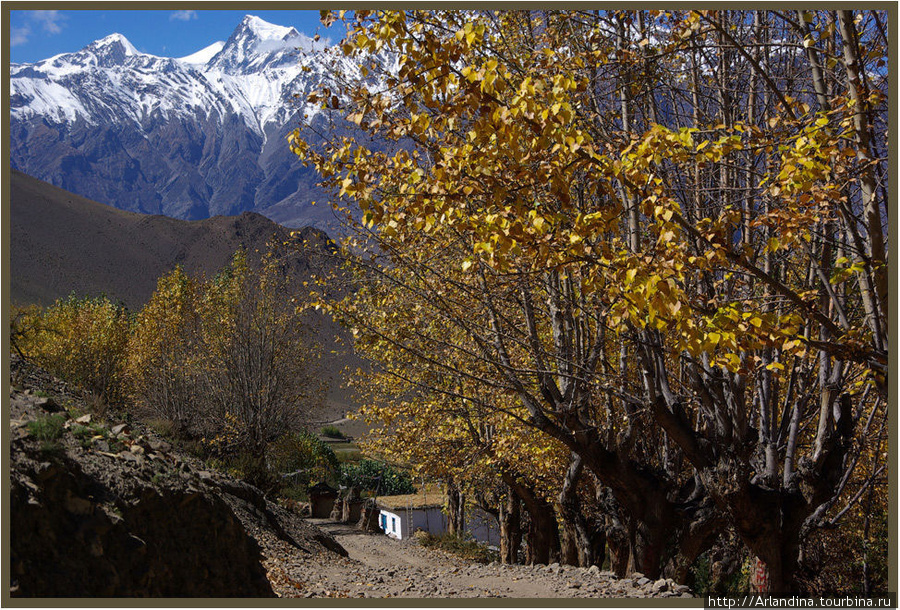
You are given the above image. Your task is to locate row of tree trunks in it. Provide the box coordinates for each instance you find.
[498,473,560,565]
[557,453,604,567]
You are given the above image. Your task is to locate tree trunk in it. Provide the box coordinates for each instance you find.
[447,483,459,536]
[591,527,607,569]
[446,479,465,536]
[606,520,630,578]
[702,479,808,593]
[499,487,522,564]
[836,9,888,351]
[630,517,667,577]
[502,472,560,565]
[526,502,560,565]
[559,518,580,566]
[663,498,724,583]
[756,541,801,595]
[557,453,596,566]
[580,444,674,578]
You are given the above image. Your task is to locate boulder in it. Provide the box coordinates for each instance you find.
[35,397,62,413]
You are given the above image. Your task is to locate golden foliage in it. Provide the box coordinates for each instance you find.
[15,295,131,405]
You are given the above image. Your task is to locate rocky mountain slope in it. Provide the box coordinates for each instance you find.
[9,355,347,597]
[10,14,376,232]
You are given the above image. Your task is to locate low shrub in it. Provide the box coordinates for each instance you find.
[279,485,307,502]
[416,532,498,564]
[223,451,281,494]
[26,414,67,442]
[39,440,65,458]
[145,418,176,438]
[70,423,100,448]
[321,425,345,439]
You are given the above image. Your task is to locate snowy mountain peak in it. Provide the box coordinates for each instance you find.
[10,14,370,230]
[208,14,310,73]
[93,33,139,52]
[178,41,225,66]
[84,33,141,64]
[240,15,299,41]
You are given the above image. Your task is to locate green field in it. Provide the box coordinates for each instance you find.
[329,441,362,462]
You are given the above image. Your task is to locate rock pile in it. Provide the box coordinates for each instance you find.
[9,357,346,597]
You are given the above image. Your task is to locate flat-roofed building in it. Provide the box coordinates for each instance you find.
[376,486,447,540]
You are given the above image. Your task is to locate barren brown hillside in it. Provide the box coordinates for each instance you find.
[9,169,357,423]
[9,169,335,309]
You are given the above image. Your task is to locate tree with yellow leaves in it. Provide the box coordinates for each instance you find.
[129,248,321,457]
[15,295,131,406]
[293,9,888,592]
[127,265,205,433]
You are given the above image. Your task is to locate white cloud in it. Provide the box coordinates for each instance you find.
[30,10,65,34]
[11,25,31,46]
[170,10,198,21]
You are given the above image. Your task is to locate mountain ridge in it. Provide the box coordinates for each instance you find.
[9,168,331,310]
[10,14,363,232]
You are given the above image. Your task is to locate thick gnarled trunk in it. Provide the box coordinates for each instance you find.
[502,472,560,565]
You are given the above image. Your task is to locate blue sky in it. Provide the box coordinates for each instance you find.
[9,9,345,63]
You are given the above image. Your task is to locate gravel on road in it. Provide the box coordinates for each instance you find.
[263,518,694,599]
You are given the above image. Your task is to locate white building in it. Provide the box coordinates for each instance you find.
[376,488,447,540]
[375,485,500,546]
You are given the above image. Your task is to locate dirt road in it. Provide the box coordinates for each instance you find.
[263,518,694,599]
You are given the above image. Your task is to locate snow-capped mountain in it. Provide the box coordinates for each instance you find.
[178,41,225,67]
[9,15,363,230]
